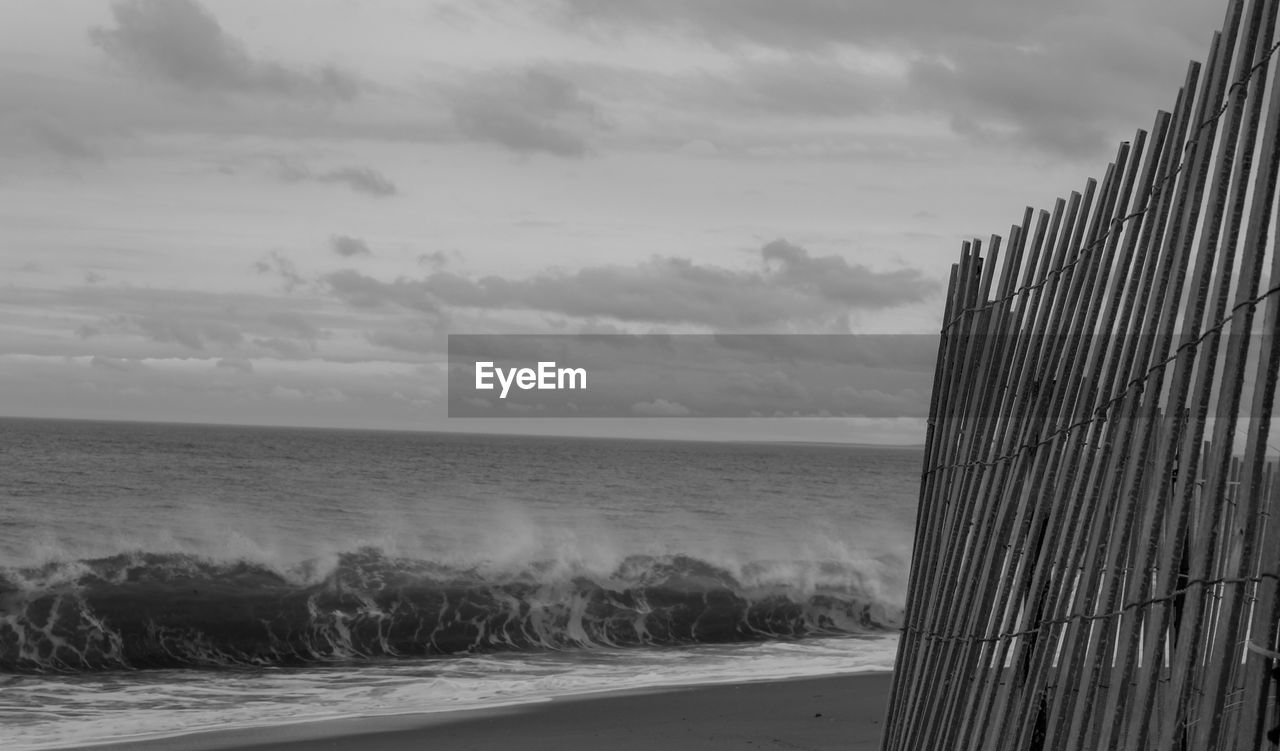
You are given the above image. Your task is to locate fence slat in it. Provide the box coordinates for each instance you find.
[881,1,1280,747]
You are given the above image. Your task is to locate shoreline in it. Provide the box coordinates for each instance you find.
[55,671,892,751]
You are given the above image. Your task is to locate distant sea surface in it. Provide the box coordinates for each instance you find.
[0,418,919,749]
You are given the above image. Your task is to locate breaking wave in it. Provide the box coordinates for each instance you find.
[0,548,900,673]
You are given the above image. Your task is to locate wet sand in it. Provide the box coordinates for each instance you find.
[76,672,892,751]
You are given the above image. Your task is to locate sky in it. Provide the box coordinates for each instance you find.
[0,0,1227,442]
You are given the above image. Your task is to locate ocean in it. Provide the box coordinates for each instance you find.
[0,418,918,749]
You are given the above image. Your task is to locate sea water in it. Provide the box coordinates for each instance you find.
[0,418,918,748]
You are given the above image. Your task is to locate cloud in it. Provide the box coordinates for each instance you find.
[313,386,349,403]
[270,385,307,401]
[324,270,438,313]
[705,58,896,118]
[91,355,146,372]
[554,0,1223,157]
[253,337,311,358]
[0,52,440,155]
[315,166,398,197]
[759,239,926,307]
[417,251,450,268]
[216,357,254,373]
[132,314,243,350]
[631,398,691,417]
[90,0,359,100]
[0,112,109,162]
[908,41,1130,156]
[278,162,398,197]
[426,242,934,327]
[324,240,934,329]
[254,251,305,291]
[366,329,440,355]
[330,234,372,257]
[122,309,322,359]
[556,0,1214,53]
[5,284,336,363]
[449,68,604,157]
[264,312,322,342]
[246,310,323,358]
[29,118,105,161]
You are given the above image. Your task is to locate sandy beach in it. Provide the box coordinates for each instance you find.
[71,672,891,751]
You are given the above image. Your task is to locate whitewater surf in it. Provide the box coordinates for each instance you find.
[1,549,898,673]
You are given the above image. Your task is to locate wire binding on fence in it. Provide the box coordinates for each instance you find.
[902,573,1280,645]
[884,1,1280,749]
[940,37,1280,335]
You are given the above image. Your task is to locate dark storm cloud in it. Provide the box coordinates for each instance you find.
[90,0,359,100]
[324,240,935,329]
[449,68,603,157]
[330,234,372,258]
[277,162,398,197]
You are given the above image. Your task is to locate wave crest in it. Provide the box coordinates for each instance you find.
[0,548,901,673]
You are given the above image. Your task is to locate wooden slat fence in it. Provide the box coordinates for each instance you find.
[884,0,1280,748]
